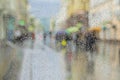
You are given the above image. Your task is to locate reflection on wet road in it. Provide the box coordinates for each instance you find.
[0,41,120,80]
[0,44,23,80]
[63,42,120,80]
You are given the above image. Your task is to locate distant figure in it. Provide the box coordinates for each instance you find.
[75,32,84,50]
[29,32,35,48]
[43,33,47,44]
[49,31,52,39]
[31,32,35,40]
[55,33,60,44]
[14,30,21,38]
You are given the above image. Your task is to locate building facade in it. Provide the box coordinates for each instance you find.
[55,0,68,31]
[55,0,89,31]
[0,0,29,42]
[89,0,120,41]
[66,0,89,29]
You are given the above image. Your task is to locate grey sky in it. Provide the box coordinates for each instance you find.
[28,0,61,18]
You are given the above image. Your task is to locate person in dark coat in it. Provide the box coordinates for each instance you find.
[43,32,47,44]
[85,31,97,52]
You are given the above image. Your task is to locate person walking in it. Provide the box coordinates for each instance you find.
[85,31,97,52]
[14,29,22,43]
[43,32,47,45]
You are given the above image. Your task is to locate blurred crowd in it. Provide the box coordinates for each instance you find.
[55,30,98,52]
[12,26,35,44]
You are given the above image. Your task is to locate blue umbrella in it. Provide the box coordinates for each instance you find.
[56,30,66,35]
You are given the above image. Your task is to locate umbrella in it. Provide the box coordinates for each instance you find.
[66,27,80,33]
[76,23,82,28]
[57,30,65,34]
[65,30,71,34]
[89,27,101,32]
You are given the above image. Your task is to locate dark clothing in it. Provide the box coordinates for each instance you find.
[43,33,47,44]
[85,32,97,51]
[66,35,72,41]
[43,33,47,39]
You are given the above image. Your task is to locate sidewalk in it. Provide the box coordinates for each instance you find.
[99,39,120,45]
[0,40,24,80]
[19,39,66,80]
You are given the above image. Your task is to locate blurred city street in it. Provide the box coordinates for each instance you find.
[1,35,120,80]
[19,37,66,80]
[0,0,120,80]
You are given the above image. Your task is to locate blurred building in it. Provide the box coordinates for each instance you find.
[89,0,120,41]
[30,17,43,33]
[55,0,89,31]
[35,19,43,33]
[50,18,55,32]
[66,0,89,29]
[67,0,89,17]
[0,0,29,42]
[55,0,68,31]
[0,0,7,41]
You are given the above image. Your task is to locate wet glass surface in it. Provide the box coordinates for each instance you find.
[0,45,23,80]
[0,38,120,80]
[0,0,120,80]
[63,42,120,80]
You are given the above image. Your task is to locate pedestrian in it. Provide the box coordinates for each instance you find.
[60,35,66,48]
[31,32,35,40]
[74,33,79,51]
[14,29,22,43]
[43,32,47,44]
[30,32,35,48]
[85,31,97,52]
[85,32,92,51]
[49,31,52,39]
[91,31,97,51]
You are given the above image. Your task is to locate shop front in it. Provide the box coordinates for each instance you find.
[66,11,89,31]
[3,14,16,41]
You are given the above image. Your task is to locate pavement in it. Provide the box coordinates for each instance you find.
[19,37,66,80]
[0,41,23,80]
[1,34,120,80]
[16,37,120,80]
[63,42,120,80]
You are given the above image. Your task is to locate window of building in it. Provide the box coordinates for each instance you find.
[114,0,120,5]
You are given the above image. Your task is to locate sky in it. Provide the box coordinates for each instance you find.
[28,0,61,19]
[28,0,61,31]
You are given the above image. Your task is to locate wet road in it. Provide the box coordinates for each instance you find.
[63,42,120,80]
[19,39,66,80]
[0,38,120,80]
[0,43,23,80]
